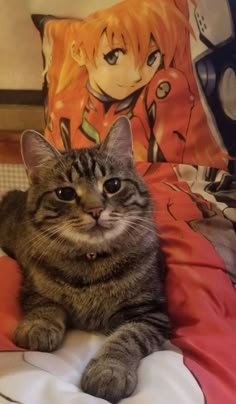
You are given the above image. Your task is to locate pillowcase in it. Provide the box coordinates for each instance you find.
[32,0,236,169]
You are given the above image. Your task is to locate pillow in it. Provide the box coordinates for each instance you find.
[32,0,236,169]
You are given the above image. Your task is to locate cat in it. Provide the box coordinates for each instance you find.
[0,116,171,403]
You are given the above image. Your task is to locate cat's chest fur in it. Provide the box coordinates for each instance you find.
[29,261,138,333]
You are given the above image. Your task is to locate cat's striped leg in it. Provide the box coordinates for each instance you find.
[81,312,171,403]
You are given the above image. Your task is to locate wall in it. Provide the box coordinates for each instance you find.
[0,0,43,90]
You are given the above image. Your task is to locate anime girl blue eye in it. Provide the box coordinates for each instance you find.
[147,50,161,67]
[103,48,126,65]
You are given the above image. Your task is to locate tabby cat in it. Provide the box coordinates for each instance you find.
[0,117,171,403]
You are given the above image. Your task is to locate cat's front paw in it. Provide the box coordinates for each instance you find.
[81,357,137,403]
[13,319,65,352]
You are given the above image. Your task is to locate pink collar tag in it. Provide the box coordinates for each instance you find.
[86,252,97,260]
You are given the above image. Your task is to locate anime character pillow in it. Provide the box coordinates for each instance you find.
[32,0,236,169]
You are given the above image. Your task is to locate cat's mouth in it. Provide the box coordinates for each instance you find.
[88,221,113,233]
[78,220,113,234]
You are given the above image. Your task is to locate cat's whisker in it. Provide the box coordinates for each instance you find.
[130,216,157,226]
[27,220,75,262]
[21,229,53,251]
[119,218,156,235]
[122,225,137,244]
[21,223,64,250]
[35,230,66,264]
[24,221,72,257]
[111,213,157,228]
[25,231,62,260]
[110,209,157,217]
[120,221,146,241]
[128,215,157,225]
[107,212,157,233]
[129,223,156,234]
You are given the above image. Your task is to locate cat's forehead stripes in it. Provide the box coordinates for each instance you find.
[70,149,107,180]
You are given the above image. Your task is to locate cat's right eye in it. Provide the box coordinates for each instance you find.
[55,187,76,201]
[103,178,121,194]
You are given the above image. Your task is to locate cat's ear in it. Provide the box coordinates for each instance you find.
[101,116,134,166]
[21,130,61,182]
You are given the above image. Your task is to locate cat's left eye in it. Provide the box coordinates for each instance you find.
[56,187,76,201]
[104,178,121,194]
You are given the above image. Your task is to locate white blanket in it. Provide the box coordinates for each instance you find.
[0,332,204,404]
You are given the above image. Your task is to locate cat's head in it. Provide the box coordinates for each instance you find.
[21,117,153,252]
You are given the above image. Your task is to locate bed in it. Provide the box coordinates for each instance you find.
[0,1,236,403]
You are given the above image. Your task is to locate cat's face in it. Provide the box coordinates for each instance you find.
[27,148,151,250]
[22,117,153,252]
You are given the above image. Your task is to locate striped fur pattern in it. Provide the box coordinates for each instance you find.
[0,117,171,402]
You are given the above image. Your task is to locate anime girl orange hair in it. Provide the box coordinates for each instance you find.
[43,0,195,104]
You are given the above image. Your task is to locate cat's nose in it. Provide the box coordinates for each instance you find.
[86,207,104,219]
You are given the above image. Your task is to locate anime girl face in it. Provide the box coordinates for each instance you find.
[68,0,193,101]
[71,31,161,100]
